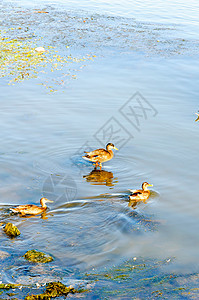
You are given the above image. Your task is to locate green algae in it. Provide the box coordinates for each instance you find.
[23,250,53,263]
[83,258,198,299]
[45,282,76,297]
[0,284,20,291]
[6,292,18,296]
[0,26,96,92]
[25,295,51,300]
[25,281,80,299]
[0,283,34,300]
[113,274,129,280]
[3,223,20,237]
[151,290,163,297]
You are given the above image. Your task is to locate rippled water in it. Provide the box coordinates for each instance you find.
[0,0,199,295]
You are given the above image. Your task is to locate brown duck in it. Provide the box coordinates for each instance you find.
[129,182,153,202]
[11,197,53,216]
[82,143,118,170]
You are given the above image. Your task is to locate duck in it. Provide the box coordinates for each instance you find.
[82,143,118,170]
[195,113,199,122]
[129,182,153,202]
[11,197,53,216]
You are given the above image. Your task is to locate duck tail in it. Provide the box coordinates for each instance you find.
[129,189,136,193]
[82,154,91,160]
[10,208,18,213]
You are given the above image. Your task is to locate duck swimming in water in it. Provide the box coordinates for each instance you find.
[82,143,118,170]
[129,182,153,202]
[11,197,53,216]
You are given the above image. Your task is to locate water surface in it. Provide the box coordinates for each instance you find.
[0,0,199,295]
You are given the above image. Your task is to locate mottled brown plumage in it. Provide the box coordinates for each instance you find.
[82,143,118,170]
[11,197,53,216]
[129,182,153,202]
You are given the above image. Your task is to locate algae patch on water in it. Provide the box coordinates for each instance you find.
[0,283,20,298]
[0,283,20,290]
[0,31,47,82]
[0,27,96,92]
[3,223,20,237]
[25,281,80,299]
[23,250,53,263]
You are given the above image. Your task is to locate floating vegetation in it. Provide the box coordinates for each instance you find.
[23,250,53,263]
[0,26,96,92]
[25,281,82,299]
[0,284,21,298]
[83,257,199,299]
[0,31,46,83]
[0,4,198,94]
[0,283,20,290]
[3,222,20,237]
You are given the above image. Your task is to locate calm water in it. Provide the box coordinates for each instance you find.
[0,0,199,292]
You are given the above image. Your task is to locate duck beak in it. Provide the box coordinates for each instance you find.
[46,199,54,203]
[114,146,119,150]
[148,184,153,187]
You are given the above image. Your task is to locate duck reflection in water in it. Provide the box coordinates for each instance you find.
[13,210,51,220]
[83,169,116,187]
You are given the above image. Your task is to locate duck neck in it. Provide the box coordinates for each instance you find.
[106,146,113,154]
[41,200,47,208]
[107,149,113,157]
[142,186,148,191]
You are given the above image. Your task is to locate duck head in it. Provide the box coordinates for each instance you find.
[106,143,118,151]
[142,182,153,191]
[40,197,54,208]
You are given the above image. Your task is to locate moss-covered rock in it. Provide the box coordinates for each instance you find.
[25,282,79,299]
[3,223,20,237]
[45,282,76,297]
[23,250,53,263]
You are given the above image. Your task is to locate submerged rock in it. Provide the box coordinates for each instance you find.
[25,281,79,299]
[45,282,76,297]
[23,250,53,263]
[0,250,10,259]
[4,223,20,237]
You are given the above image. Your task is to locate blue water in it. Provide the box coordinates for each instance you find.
[0,0,199,290]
